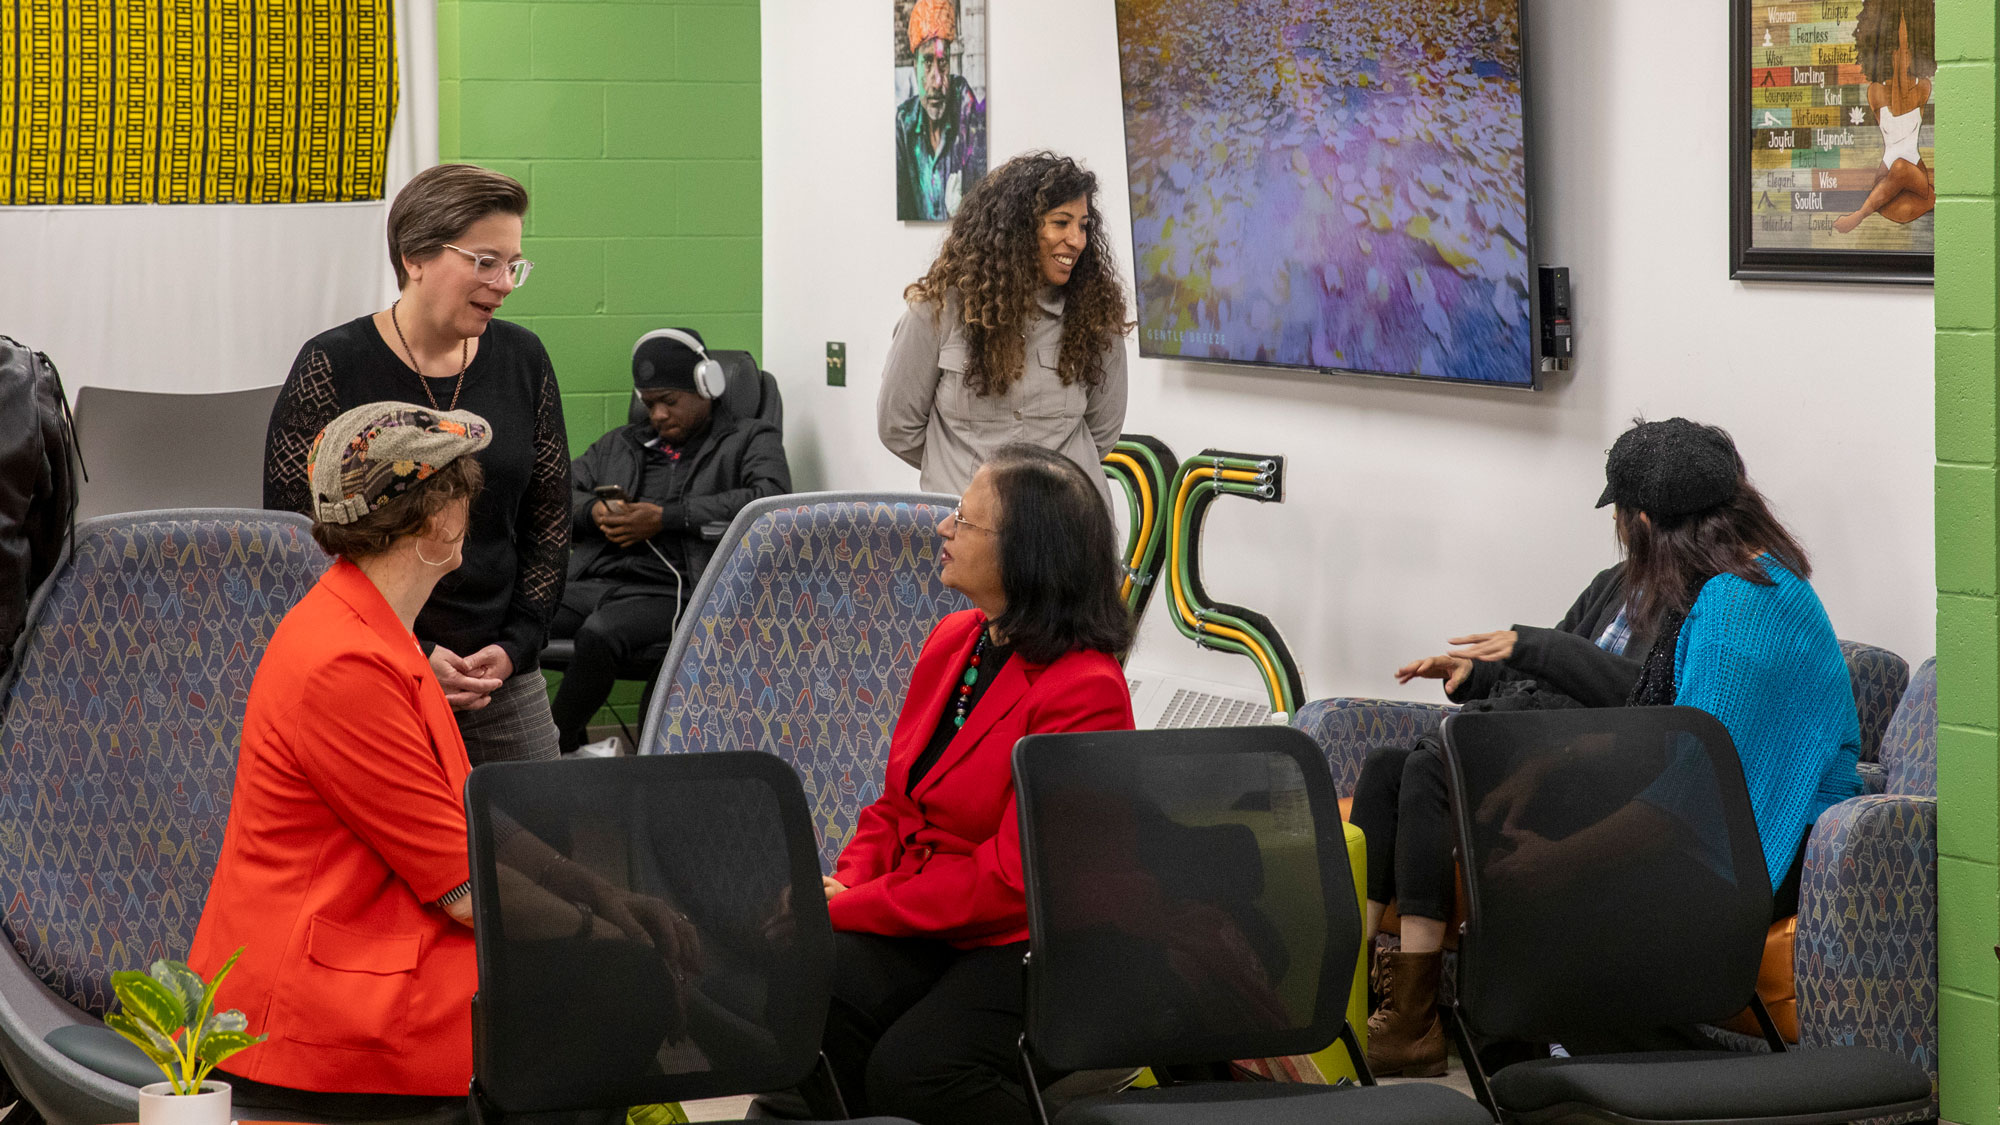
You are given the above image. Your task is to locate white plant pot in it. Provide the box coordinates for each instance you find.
[137,1079,231,1125]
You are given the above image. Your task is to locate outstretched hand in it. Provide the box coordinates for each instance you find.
[1395,654,1472,693]
[1447,630,1519,664]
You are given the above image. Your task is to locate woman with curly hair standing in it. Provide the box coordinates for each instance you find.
[878,152,1131,504]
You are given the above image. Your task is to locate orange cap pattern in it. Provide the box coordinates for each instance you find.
[907,0,957,51]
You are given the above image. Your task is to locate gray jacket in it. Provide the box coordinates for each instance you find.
[876,291,1126,502]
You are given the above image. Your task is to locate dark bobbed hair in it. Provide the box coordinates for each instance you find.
[1855,0,1936,81]
[311,456,485,561]
[1616,473,1812,641]
[906,151,1131,398]
[983,443,1134,664]
[386,164,529,288]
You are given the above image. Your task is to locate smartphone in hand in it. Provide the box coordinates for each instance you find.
[592,484,629,513]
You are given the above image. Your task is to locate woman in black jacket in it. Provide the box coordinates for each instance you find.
[1349,562,1652,1077]
[550,328,791,753]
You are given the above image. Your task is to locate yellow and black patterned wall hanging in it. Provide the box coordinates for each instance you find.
[1,0,398,204]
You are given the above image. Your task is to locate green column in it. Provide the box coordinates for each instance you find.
[437,0,760,730]
[1937,1,2000,1121]
[436,0,762,456]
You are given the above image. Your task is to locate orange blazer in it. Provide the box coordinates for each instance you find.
[189,558,475,1097]
[829,609,1134,947]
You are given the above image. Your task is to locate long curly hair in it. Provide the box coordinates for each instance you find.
[906,152,1131,397]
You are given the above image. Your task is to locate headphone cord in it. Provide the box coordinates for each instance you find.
[639,539,686,639]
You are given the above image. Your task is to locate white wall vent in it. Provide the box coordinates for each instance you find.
[1127,670,1279,730]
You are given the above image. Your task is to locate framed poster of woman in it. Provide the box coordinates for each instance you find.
[1730,0,1934,283]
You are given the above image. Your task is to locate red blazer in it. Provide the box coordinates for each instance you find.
[829,610,1133,947]
[189,558,475,1096]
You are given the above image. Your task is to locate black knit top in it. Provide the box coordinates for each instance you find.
[262,315,570,674]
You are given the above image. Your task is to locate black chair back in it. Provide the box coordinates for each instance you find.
[1441,706,1773,1043]
[466,754,833,1113]
[1013,726,1355,1073]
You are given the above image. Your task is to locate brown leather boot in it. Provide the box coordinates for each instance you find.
[1365,949,1447,1078]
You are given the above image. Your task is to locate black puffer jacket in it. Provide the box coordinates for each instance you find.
[567,402,791,586]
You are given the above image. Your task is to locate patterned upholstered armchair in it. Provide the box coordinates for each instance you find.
[0,511,328,1125]
[1796,657,1937,1115]
[1840,639,1912,794]
[639,492,969,871]
[1291,696,1453,807]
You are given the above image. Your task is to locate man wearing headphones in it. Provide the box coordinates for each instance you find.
[551,328,791,754]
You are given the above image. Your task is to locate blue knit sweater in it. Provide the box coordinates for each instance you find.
[1674,560,1862,889]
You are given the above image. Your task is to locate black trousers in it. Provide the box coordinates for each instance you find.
[548,579,683,750]
[817,933,1049,1125]
[1350,740,1454,920]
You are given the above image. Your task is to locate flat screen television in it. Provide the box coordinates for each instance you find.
[1115,0,1537,387]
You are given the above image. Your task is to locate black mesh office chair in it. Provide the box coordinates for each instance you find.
[464,754,911,1124]
[1011,726,1493,1125]
[1438,706,1934,1124]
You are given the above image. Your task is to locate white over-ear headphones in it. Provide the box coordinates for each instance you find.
[633,328,728,401]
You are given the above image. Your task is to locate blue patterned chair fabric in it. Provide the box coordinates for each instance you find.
[1796,656,1938,1115]
[1840,639,1910,766]
[640,493,969,872]
[1291,696,1453,798]
[0,511,328,1017]
[1880,658,1937,799]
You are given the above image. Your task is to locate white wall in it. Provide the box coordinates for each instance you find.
[1,0,436,400]
[761,0,1935,703]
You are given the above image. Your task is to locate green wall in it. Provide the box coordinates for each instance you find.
[437,0,760,729]
[436,0,761,457]
[1937,1,2000,1120]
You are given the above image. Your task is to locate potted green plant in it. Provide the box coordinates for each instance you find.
[106,948,265,1125]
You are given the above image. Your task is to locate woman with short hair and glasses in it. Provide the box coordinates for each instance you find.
[810,443,1134,1125]
[263,163,571,764]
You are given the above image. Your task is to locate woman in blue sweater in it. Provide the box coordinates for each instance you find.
[1607,418,1862,894]
[1363,417,1862,1073]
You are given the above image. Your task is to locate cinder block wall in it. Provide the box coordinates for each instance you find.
[437,0,761,454]
[1935,1,2000,1120]
[437,0,760,729]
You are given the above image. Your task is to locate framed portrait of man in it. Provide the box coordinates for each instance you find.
[893,0,987,222]
[1730,0,1935,283]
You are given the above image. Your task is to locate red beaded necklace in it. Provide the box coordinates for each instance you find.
[951,631,990,729]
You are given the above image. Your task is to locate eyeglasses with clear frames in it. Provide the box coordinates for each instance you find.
[947,505,995,535]
[442,243,535,288]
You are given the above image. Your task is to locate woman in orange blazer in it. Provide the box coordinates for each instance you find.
[189,403,495,1113]
[817,443,1135,1125]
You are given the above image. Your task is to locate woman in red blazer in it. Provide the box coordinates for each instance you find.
[817,443,1136,1125]
[189,403,495,1113]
